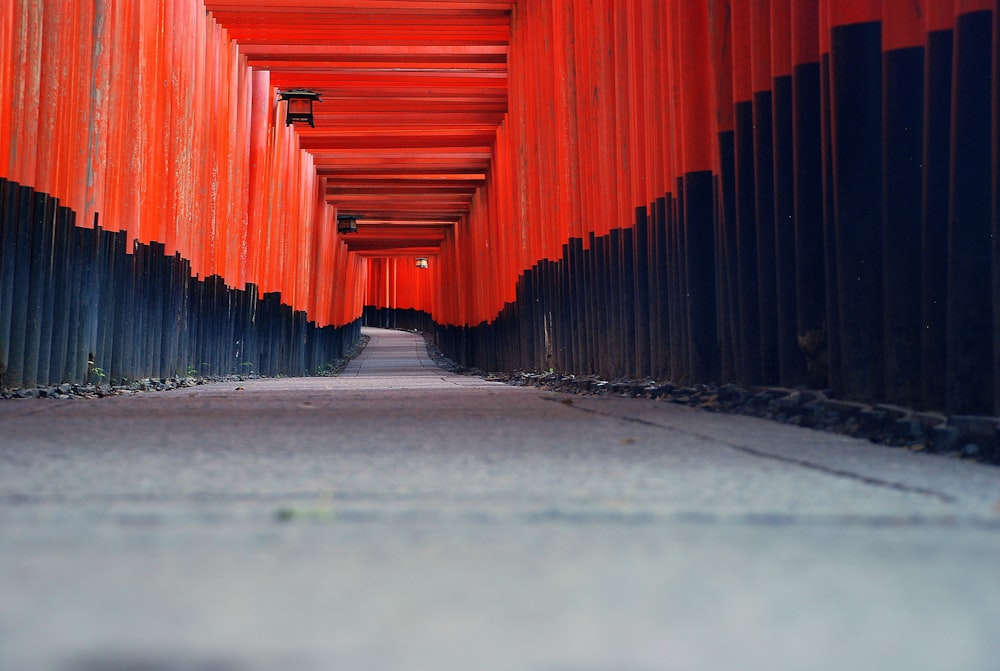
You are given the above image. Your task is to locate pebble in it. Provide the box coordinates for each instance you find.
[961,443,982,459]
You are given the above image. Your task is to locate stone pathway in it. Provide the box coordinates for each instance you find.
[2,328,999,671]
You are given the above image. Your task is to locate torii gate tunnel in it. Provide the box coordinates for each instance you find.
[1,1,998,414]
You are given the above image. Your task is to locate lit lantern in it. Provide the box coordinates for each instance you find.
[415,257,429,269]
[337,214,358,234]
[278,89,321,127]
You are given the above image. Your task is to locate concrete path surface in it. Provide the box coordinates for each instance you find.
[2,327,1000,671]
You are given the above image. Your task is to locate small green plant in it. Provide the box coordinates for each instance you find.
[88,359,107,384]
[185,366,199,377]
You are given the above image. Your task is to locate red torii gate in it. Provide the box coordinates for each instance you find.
[1,0,998,415]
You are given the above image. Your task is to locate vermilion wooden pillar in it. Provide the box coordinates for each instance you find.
[0,3,12,177]
[770,0,807,386]
[751,0,779,385]
[662,1,685,382]
[881,0,926,407]
[731,0,761,385]
[676,0,720,382]
[791,0,827,389]
[818,2,842,396]
[826,0,884,402]
[994,1,1000,415]
[710,0,738,383]
[947,1,995,413]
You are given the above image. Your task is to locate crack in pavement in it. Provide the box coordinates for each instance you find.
[544,396,959,504]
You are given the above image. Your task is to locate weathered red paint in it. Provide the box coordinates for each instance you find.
[826,0,881,27]
[882,0,925,50]
[710,0,736,135]
[750,0,774,92]
[791,0,820,66]
[2,0,365,329]
[955,0,995,14]
[731,0,754,103]
[771,0,793,78]
[676,1,718,174]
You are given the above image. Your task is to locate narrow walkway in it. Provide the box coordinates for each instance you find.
[343,328,442,377]
[340,328,489,388]
[2,329,1000,671]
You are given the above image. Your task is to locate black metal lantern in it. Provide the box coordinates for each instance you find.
[278,89,321,127]
[337,214,358,234]
[415,257,429,269]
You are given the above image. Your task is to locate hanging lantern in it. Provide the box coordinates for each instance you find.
[415,257,429,269]
[278,89,322,127]
[337,214,358,234]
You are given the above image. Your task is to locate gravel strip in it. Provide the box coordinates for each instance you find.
[421,333,1000,466]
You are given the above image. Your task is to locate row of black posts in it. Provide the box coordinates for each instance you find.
[425,213,698,385]
[0,178,360,390]
[417,13,1000,417]
[363,306,436,334]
